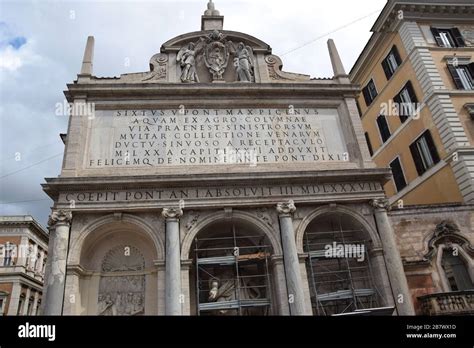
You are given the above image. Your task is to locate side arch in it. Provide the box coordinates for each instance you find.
[68,213,164,265]
[295,205,381,253]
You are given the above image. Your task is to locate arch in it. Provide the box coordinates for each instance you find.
[295,205,381,253]
[422,221,473,259]
[68,214,164,265]
[161,30,272,53]
[181,210,282,260]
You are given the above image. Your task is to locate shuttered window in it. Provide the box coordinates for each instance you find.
[431,27,465,48]
[362,79,378,107]
[409,130,440,176]
[389,157,407,192]
[364,132,373,156]
[376,115,391,143]
[394,81,418,123]
[448,63,474,90]
[382,46,402,80]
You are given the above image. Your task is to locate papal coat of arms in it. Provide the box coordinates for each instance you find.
[176,29,254,83]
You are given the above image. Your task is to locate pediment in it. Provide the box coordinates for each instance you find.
[161,30,272,54]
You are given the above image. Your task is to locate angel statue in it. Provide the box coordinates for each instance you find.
[233,42,254,82]
[177,42,200,83]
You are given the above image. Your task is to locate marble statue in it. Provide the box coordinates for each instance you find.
[177,42,200,83]
[233,42,254,82]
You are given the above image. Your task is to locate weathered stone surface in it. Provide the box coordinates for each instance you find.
[42,1,401,317]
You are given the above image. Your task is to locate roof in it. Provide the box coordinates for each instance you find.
[350,0,474,80]
[0,215,49,240]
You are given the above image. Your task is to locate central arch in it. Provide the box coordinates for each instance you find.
[182,210,282,259]
[183,210,282,316]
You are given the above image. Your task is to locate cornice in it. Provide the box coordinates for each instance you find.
[64,82,359,103]
[42,168,392,197]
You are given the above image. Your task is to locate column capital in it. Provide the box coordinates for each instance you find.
[162,207,183,220]
[370,198,391,212]
[48,210,72,228]
[276,200,296,216]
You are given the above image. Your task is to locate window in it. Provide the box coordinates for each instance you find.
[389,157,407,192]
[364,132,373,156]
[448,63,474,90]
[394,81,418,123]
[376,115,391,143]
[27,298,33,315]
[17,297,24,315]
[356,100,363,118]
[36,302,41,316]
[0,292,7,315]
[441,248,474,291]
[431,28,465,48]
[409,130,440,176]
[362,79,378,107]
[465,103,474,120]
[382,46,402,80]
[3,242,14,266]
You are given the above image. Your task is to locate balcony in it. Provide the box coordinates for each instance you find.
[418,290,474,315]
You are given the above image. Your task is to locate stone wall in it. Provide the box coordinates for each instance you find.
[389,204,474,313]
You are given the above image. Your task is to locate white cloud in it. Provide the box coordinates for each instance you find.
[0,45,23,70]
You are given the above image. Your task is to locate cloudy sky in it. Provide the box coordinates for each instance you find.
[0,0,387,227]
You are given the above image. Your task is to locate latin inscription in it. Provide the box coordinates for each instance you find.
[86,108,347,167]
[59,182,381,205]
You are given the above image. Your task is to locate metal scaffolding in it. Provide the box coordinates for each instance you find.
[194,224,272,316]
[304,216,383,316]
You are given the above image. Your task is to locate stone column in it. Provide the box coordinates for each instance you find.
[7,282,22,315]
[155,261,166,315]
[371,199,415,315]
[271,255,290,315]
[162,207,183,315]
[370,248,395,308]
[62,269,82,315]
[42,210,72,315]
[277,200,306,315]
[180,259,193,315]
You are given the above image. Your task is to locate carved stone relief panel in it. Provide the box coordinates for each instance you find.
[143,53,168,82]
[98,245,146,316]
[175,30,255,83]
